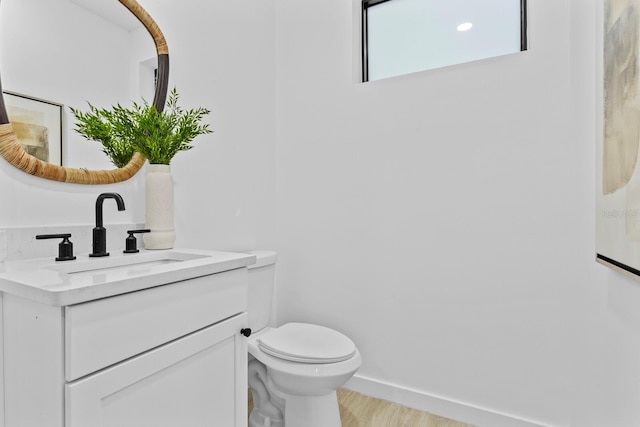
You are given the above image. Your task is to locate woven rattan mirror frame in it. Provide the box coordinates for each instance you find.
[0,0,169,184]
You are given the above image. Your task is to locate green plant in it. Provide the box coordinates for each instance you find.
[70,88,212,166]
[70,103,137,168]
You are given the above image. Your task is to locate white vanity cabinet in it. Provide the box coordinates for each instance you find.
[0,262,251,427]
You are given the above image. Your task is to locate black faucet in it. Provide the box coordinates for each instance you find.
[90,193,126,257]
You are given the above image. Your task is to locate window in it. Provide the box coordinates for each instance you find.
[362,0,528,81]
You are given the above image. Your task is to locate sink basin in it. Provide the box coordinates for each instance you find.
[65,259,181,276]
[0,249,256,306]
[48,251,208,276]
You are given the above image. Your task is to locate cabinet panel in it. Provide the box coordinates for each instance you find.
[3,294,65,427]
[65,268,247,381]
[66,313,248,427]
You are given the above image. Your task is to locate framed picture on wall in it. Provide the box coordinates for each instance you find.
[596,0,640,279]
[2,92,63,166]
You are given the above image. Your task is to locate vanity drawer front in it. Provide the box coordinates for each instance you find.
[64,268,247,382]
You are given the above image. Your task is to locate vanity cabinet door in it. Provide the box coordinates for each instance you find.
[65,313,248,427]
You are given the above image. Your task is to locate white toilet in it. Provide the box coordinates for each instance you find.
[246,251,362,427]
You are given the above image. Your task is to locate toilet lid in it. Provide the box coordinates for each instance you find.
[258,323,357,364]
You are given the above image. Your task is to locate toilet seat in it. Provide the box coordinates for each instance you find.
[258,323,357,364]
[248,324,362,403]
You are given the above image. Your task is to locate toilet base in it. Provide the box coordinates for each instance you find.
[248,357,345,427]
[283,392,342,427]
[249,389,342,427]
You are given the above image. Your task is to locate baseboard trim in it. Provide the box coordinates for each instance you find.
[343,375,553,427]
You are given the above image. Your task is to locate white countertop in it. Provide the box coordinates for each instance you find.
[0,249,256,306]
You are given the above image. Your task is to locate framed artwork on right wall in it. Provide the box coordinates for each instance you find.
[596,0,640,279]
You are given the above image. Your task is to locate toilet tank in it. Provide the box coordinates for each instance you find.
[247,250,278,333]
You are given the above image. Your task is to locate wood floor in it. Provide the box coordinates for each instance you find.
[248,388,474,427]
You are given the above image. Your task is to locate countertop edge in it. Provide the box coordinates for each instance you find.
[0,250,256,307]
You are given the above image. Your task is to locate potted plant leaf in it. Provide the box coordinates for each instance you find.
[71,88,212,249]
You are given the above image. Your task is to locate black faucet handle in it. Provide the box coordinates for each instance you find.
[36,233,76,261]
[124,229,151,254]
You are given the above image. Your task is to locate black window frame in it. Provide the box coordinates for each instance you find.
[361,0,529,82]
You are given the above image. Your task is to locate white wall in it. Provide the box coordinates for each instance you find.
[273,0,626,426]
[136,0,277,252]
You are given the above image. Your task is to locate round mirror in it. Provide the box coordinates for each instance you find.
[0,0,168,184]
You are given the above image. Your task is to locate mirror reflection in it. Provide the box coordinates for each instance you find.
[0,0,156,170]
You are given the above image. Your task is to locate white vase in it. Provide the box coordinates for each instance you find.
[143,164,176,250]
